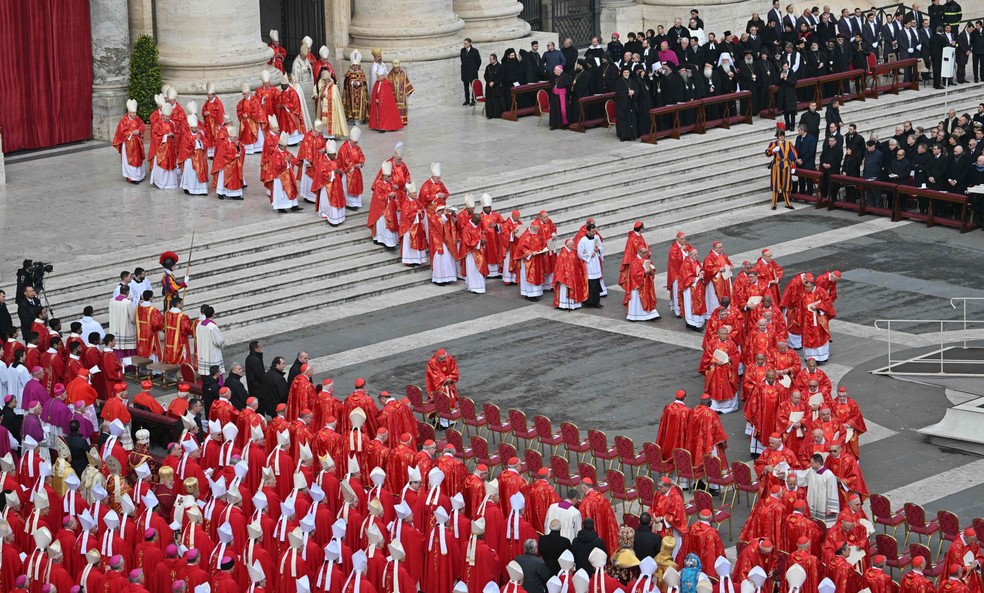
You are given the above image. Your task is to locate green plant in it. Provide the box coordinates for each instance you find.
[128,34,163,122]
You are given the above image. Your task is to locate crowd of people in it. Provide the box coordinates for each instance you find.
[0,235,977,593]
[473,1,977,142]
[763,101,984,224]
[112,33,413,217]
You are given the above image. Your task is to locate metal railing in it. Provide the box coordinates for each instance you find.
[873,298,984,376]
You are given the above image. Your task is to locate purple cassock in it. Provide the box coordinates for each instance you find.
[20,412,44,443]
[21,379,51,412]
[71,411,96,439]
[42,398,72,435]
[0,425,12,457]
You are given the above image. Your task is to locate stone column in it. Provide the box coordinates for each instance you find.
[348,0,465,62]
[325,0,352,57]
[600,0,642,40]
[91,0,131,142]
[452,0,531,43]
[155,0,272,96]
[127,0,154,41]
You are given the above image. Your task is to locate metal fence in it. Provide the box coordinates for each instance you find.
[519,0,598,47]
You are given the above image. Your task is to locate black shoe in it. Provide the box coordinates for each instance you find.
[470,100,476,106]
[277,209,289,214]
[183,189,190,195]
[462,101,470,106]
[291,205,304,211]
[218,195,225,200]
[772,205,777,210]
[786,205,795,209]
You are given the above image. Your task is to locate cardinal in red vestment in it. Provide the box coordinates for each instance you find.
[656,391,691,462]
[553,240,588,309]
[648,477,688,540]
[675,511,724,568]
[739,485,785,543]
[699,327,741,414]
[733,538,779,589]
[863,556,901,593]
[113,103,146,183]
[686,394,729,469]
[619,224,649,289]
[781,538,822,593]
[526,469,561,535]
[370,77,404,132]
[462,518,500,593]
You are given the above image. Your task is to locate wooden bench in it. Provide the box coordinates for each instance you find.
[700,91,754,131]
[641,102,702,144]
[569,92,615,132]
[827,174,897,217]
[790,169,825,206]
[868,58,920,98]
[128,405,182,449]
[502,81,550,121]
[895,186,974,232]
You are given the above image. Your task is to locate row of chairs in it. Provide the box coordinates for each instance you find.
[407,385,977,567]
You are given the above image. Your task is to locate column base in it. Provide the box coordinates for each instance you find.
[454,0,532,43]
[159,44,275,96]
[92,85,129,143]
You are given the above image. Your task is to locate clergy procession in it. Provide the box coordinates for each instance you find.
[112,33,413,215]
[0,225,974,593]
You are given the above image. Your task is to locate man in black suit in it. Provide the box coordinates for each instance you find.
[747,12,766,34]
[460,38,482,105]
[861,13,881,54]
[17,286,42,337]
[632,513,662,560]
[930,26,948,88]
[768,0,785,38]
[956,23,975,83]
[0,290,12,339]
[538,519,572,574]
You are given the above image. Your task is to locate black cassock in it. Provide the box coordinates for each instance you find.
[484,62,504,119]
[614,75,640,141]
[501,53,527,111]
[568,68,595,124]
[548,70,573,130]
[635,73,653,135]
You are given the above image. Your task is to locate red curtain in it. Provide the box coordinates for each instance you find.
[0,0,93,152]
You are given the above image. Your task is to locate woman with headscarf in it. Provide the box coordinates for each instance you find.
[548,65,573,130]
[634,68,653,137]
[501,48,526,112]
[484,53,504,119]
[614,67,640,141]
[679,553,711,593]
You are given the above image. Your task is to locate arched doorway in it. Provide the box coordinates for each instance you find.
[259,0,326,68]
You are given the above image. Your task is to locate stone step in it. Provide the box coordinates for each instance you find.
[53,165,767,320]
[38,84,977,299]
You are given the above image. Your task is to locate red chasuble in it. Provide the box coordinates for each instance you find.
[113,115,145,166]
[552,246,588,307]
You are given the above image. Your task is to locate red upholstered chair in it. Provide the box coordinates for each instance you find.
[444,428,473,461]
[458,397,486,437]
[875,533,911,578]
[614,436,647,480]
[536,89,550,126]
[405,384,434,420]
[180,363,198,388]
[936,510,961,558]
[561,422,592,464]
[730,461,760,507]
[909,543,944,581]
[904,503,940,548]
[623,513,641,530]
[607,469,639,514]
[578,463,609,494]
[471,435,501,469]
[870,493,907,539]
[735,541,748,557]
[498,442,524,472]
[635,475,656,510]
[672,448,704,489]
[508,409,538,449]
[533,415,564,456]
[642,442,674,477]
[550,455,581,487]
[524,448,544,477]
[693,489,733,539]
[588,429,620,471]
[605,100,617,135]
[974,517,984,543]
[471,79,485,114]
[432,390,462,427]
[483,403,513,444]
[417,421,436,444]
[703,454,736,507]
